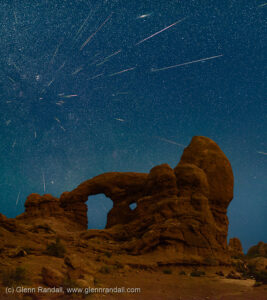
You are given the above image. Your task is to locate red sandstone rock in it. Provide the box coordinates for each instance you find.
[248,257,267,271]
[23,193,64,218]
[228,237,244,257]
[0,136,234,265]
[247,242,267,258]
[41,266,64,287]
[58,136,234,262]
[60,172,147,229]
[0,212,18,232]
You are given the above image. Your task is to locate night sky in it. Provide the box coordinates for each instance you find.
[0,0,266,252]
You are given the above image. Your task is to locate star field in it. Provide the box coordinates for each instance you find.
[0,0,266,252]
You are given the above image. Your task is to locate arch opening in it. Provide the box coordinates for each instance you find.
[87,194,113,229]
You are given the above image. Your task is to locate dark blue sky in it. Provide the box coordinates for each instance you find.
[0,0,266,252]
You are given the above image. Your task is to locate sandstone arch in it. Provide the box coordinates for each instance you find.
[20,136,234,262]
[59,172,148,229]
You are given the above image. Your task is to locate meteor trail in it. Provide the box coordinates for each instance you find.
[61,94,78,98]
[57,62,66,72]
[47,78,55,87]
[16,191,21,206]
[13,11,18,24]
[155,136,185,148]
[108,67,136,77]
[59,125,66,131]
[89,73,104,80]
[49,40,63,65]
[80,13,113,51]
[74,10,92,41]
[257,151,267,155]
[42,171,46,193]
[96,49,122,66]
[7,76,15,83]
[72,66,83,75]
[136,17,186,46]
[137,13,152,19]
[151,54,224,72]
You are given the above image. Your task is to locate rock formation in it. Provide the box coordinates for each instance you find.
[247,242,267,258]
[57,136,233,262]
[228,238,244,257]
[0,136,234,264]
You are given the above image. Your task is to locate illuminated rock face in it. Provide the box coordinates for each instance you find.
[17,136,234,262]
[56,136,233,260]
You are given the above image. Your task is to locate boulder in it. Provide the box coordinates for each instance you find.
[248,257,267,272]
[77,274,95,287]
[226,271,241,279]
[216,271,224,277]
[64,254,82,270]
[41,266,64,287]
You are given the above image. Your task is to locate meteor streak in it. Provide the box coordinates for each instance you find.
[80,14,113,51]
[137,13,152,19]
[155,136,185,147]
[89,73,104,80]
[61,94,78,98]
[151,54,224,72]
[136,17,186,46]
[108,67,136,77]
[257,151,267,155]
[96,49,122,66]
[16,191,21,206]
[49,40,63,65]
[74,11,93,41]
[42,171,46,193]
[72,66,83,75]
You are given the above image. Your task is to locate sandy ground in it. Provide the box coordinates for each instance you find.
[91,269,267,300]
[1,264,266,300]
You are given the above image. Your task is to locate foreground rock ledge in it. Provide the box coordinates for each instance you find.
[1,136,234,264]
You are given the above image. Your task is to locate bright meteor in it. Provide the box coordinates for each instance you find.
[136,17,187,46]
